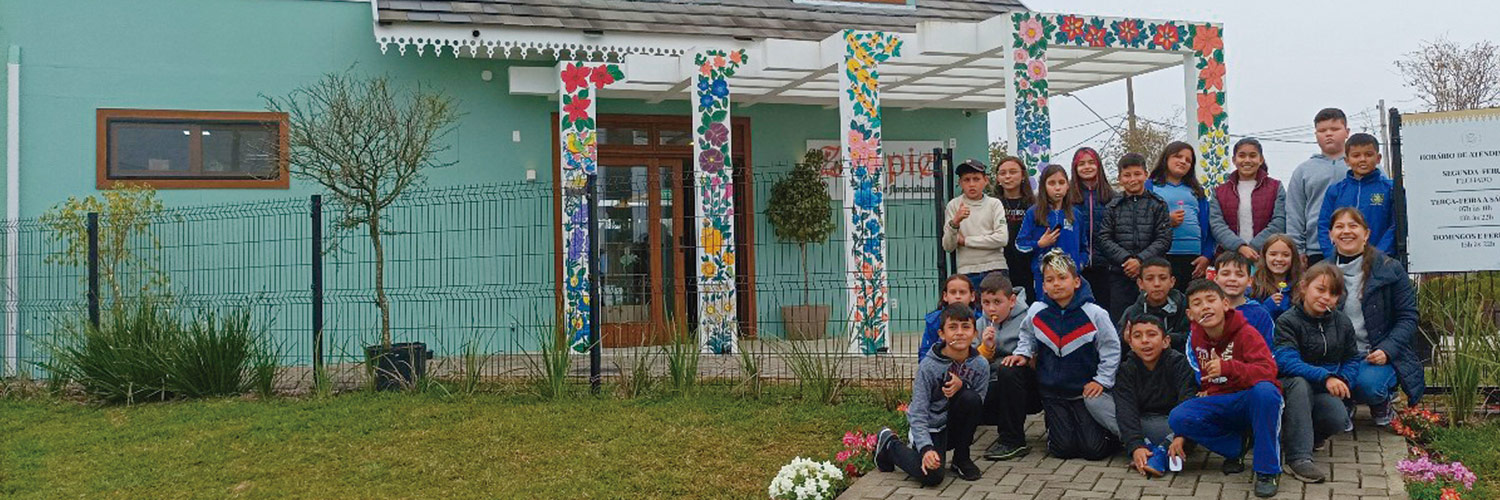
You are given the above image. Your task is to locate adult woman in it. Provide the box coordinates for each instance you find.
[1070,147,1116,312]
[1326,207,1423,422]
[1209,138,1285,261]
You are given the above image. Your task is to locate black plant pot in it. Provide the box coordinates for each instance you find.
[364,342,433,391]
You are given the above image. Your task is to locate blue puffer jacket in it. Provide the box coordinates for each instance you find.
[1318,169,1395,255]
[1342,250,1424,404]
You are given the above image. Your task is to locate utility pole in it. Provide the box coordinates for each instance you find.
[1378,99,1390,174]
[1126,76,1138,138]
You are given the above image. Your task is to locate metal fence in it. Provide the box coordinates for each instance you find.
[3,163,959,390]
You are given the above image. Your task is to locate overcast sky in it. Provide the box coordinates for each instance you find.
[991,0,1499,180]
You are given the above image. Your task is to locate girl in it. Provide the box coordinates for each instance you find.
[1015,165,1087,297]
[1147,142,1215,292]
[1273,263,1359,484]
[996,156,1037,297]
[1210,138,1286,261]
[919,274,975,359]
[1327,207,1422,423]
[1070,147,1117,315]
[1251,234,1304,319]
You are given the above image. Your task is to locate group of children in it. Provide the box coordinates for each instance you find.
[884,108,1421,498]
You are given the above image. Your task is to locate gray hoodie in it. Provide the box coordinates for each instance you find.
[977,287,1030,357]
[1285,154,1347,256]
[908,341,990,451]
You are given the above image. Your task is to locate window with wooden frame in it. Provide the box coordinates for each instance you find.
[97,109,290,189]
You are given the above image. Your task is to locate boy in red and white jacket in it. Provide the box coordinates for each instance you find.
[1169,279,1284,498]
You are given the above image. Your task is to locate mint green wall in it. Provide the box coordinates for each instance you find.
[0,0,987,365]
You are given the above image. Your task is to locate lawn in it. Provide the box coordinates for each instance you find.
[0,386,901,499]
[1428,419,1500,500]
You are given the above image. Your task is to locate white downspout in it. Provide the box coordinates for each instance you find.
[5,46,19,377]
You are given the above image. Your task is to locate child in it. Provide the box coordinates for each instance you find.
[1287,108,1351,264]
[1250,234,1305,319]
[1119,257,1191,352]
[920,274,975,359]
[1147,142,1215,292]
[996,156,1037,297]
[1070,147,1116,316]
[1212,251,1277,347]
[1114,314,1196,478]
[1002,249,1120,460]
[1096,152,1174,321]
[1317,133,1394,255]
[1274,263,1359,484]
[1170,279,1283,498]
[1210,138,1286,260]
[943,159,1010,292]
[875,303,990,485]
[1327,207,1423,422]
[974,273,1041,461]
[1016,164,1087,297]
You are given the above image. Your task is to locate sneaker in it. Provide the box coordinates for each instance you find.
[1313,439,1328,452]
[983,440,1030,461]
[950,457,982,481]
[1288,459,1327,483]
[1345,403,1357,432]
[1371,400,1394,427]
[1254,473,1280,498]
[874,428,895,473]
[1222,456,1245,475]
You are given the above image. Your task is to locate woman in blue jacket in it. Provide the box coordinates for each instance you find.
[1147,142,1215,292]
[1326,207,1423,424]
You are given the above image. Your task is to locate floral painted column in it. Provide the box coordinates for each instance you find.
[1010,13,1054,178]
[840,30,902,355]
[558,61,624,353]
[692,49,747,354]
[1189,23,1229,185]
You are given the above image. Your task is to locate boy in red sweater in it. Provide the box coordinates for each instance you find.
[1169,279,1284,498]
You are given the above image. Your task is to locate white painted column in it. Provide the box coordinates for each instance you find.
[5,46,20,376]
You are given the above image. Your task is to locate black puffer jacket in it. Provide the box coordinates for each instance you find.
[1096,192,1173,270]
[1273,304,1360,383]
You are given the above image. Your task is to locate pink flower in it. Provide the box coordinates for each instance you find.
[1018,18,1044,45]
[1027,59,1048,80]
[864,434,878,450]
[1013,49,1029,64]
[842,432,858,447]
[836,449,852,462]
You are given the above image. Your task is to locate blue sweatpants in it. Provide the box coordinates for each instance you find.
[1352,361,1398,407]
[1168,381,1284,475]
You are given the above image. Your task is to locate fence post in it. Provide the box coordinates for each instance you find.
[86,211,99,329]
[310,195,324,384]
[1388,108,1408,269]
[586,173,603,395]
[932,147,947,287]
[943,148,956,276]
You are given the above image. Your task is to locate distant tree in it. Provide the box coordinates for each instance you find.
[1396,37,1500,112]
[1101,114,1182,180]
[987,139,1010,170]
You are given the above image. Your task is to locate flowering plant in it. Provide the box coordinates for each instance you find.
[1399,456,1476,499]
[1393,407,1444,444]
[834,430,880,478]
[769,457,846,500]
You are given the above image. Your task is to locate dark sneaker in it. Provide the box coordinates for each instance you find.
[950,457,982,481]
[874,428,895,473]
[1222,457,1245,475]
[1289,459,1327,483]
[983,440,1030,461]
[1313,438,1328,452]
[1254,473,1280,498]
[1371,400,1394,427]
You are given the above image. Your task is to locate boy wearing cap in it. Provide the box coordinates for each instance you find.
[943,159,1011,291]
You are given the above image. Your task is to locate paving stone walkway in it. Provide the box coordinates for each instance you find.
[841,409,1410,500]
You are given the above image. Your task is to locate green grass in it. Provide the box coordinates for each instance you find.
[0,385,900,499]
[1428,420,1500,500]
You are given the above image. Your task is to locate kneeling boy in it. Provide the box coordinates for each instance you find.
[974,273,1041,460]
[1115,314,1196,477]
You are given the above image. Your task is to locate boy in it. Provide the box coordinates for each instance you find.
[1287,108,1350,264]
[943,159,1010,291]
[1001,249,1121,460]
[1170,280,1283,498]
[1317,133,1394,255]
[974,273,1041,461]
[1119,257,1191,352]
[876,303,990,485]
[1212,252,1277,347]
[1096,153,1175,321]
[1115,314,1197,478]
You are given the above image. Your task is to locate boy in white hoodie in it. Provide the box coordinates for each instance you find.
[943,159,1010,291]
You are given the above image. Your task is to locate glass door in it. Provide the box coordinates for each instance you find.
[596,157,686,346]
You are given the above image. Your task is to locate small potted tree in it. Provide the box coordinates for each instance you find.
[767,150,836,340]
[266,71,459,390]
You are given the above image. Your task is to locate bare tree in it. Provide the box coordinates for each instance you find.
[265,72,459,348]
[1396,37,1500,112]
[1101,114,1182,179]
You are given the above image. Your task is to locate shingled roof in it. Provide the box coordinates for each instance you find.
[375,0,1029,41]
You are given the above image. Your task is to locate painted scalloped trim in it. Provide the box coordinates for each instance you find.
[376,36,687,60]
